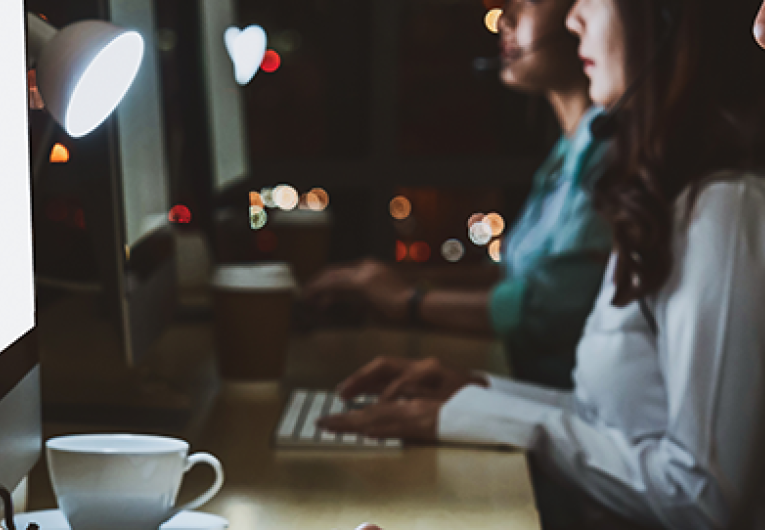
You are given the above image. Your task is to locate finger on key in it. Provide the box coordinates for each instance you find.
[337,357,411,401]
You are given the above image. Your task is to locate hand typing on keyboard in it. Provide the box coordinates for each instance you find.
[337,356,489,403]
[316,396,440,442]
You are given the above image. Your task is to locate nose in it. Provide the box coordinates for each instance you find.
[566,0,585,38]
[755,1,765,49]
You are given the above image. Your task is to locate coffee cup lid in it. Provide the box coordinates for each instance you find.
[211,262,297,292]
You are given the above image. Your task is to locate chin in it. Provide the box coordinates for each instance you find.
[589,84,620,109]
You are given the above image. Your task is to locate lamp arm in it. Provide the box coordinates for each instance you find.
[26,13,56,69]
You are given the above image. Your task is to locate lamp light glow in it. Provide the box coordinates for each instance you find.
[65,31,144,138]
[28,14,145,138]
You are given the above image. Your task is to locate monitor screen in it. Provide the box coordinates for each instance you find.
[0,0,36,353]
[199,0,249,191]
[111,0,171,248]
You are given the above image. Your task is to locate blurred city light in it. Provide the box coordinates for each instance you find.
[168,204,192,224]
[261,188,276,208]
[485,8,502,34]
[261,50,282,73]
[441,239,465,263]
[273,184,298,210]
[249,191,264,208]
[50,143,70,164]
[307,187,330,211]
[390,196,412,220]
[395,241,408,262]
[410,241,431,263]
[485,212,505,237]
[249,205,267,230]
[469,221,493,246]
[489,239,503,262]
[467,213,485,228]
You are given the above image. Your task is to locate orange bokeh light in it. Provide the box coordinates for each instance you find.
[50,143,70,164]
[261,50,282,73]
[485,212,505,237]
[390,196,412,220]
[250,191,264,208]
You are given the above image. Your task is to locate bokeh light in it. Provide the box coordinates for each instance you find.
[249,191,264,208]
[485,8,503,34]
[489,239,503,263]
[307,187,330,211]
[273,184,299,211]
[469,221,493,246]
[467,213,486,228]
[50,143,70,164]
[485,212,505,237]
[390,196,412,220]
[249,205,267,230]
[261,188,276,208]
[168,204,192,224]
[441,239,465,263]
[410,241,431,263]
[73,208,86,230]
[261,50,281,73]
[395,241,408,262]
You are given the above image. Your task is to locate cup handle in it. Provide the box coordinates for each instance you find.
[173,452,225,515]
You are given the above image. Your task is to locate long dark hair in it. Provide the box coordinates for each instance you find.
[598,0,765,306]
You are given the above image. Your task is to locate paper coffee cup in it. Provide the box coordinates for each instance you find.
[212,262,297,380]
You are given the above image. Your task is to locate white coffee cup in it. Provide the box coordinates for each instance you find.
[46,434,224,530]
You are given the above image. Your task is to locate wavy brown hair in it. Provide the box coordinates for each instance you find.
[598,0,765,306]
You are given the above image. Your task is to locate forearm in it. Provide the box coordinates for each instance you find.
[418,288,493,335]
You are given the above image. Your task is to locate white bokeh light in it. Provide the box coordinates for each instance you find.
[469,221,493,246]
[441,239,465,263]
[273,184,299,211]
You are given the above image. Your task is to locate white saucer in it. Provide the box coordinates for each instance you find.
[9,510,229,530]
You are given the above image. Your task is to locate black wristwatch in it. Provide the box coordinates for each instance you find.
[407,284,430,326]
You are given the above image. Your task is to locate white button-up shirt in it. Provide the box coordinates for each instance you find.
[440,174,765,530]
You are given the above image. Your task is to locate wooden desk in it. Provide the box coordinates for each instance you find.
[30,327,541,529]
[190,328,540,530]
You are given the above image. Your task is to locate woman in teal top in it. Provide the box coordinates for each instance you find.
[304,0,611,391]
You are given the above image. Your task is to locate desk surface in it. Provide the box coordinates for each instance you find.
[192,381,540,530]
[31,327,540,530]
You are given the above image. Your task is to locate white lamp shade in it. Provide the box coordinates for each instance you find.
[36,20,144,138]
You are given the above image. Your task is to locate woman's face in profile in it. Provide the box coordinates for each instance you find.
[497,0,581,92]
[566,0,627,107]
[756,1,765,47]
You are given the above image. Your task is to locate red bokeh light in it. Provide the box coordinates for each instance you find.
[395,241,408,262]
[410,241,431,263]
[256,230,278,253]
[72,208,86,230]
[261,50,282,73]
[482,0,503,9]
[169,205,192,224]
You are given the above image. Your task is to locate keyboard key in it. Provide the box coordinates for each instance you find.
[276,391,307,440]
[384,439,402,448]
[363,437,381,447]
[319,429,337,442]
[299,392,327,440]
[341,433,359,445]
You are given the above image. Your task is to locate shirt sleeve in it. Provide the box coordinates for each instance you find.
[489,191,611,355]
[443,178,765,530]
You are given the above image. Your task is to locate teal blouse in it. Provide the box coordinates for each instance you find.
[489,106,612,388]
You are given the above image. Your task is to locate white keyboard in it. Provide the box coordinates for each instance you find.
[274,390,402,450]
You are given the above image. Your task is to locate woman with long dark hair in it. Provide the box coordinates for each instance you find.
[325,0,765,528]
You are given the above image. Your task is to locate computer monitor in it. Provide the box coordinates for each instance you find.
[0,0,43,493]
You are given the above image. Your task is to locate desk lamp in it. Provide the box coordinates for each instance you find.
[26,13,144,139]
